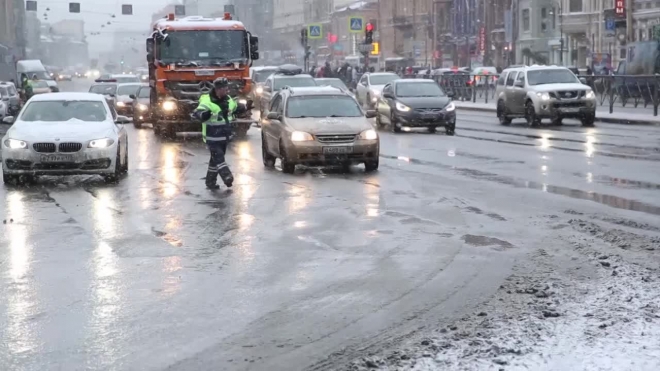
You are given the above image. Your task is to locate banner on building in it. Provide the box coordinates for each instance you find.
[479,27,486,56]
[615,0,625,18]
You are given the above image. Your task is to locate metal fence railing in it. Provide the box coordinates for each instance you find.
[401,74,660,116]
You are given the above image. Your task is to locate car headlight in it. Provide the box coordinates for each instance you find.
[370,89,381,96]
[359,129,378,140]
[585,90,595,99]
[536,92,550,100]
[256,86,263,94]
[444,102,455,111]
[58,75,63,79]
[88,138,115,148]
[138,103,148,111]
[291,131,313,142]
[162,101,176,111]
[4,139,27,149]
[116,101,126,107]
[395,102,411,112]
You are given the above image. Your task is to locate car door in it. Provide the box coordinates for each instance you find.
[510,71,528,114]
[504,71,521,113]
[356,74,369,104]
[378,83,394,123]
[263,94,283,154]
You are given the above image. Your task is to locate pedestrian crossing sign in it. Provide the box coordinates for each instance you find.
[308,24,322,39]
[349,17,364,33]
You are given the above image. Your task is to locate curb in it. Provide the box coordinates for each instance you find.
[455,104,660,126]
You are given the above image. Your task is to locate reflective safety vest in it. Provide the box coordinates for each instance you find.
[195,93,237,143]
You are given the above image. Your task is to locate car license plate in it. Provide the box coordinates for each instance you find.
[422,113,438,119]
[40,154,74,163]
[561,107,581,113]
[323,146,353,154]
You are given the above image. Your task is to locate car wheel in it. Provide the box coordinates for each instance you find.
[153,123,162,136]
[2,171,19,185]
[262,135,276,168]
[375,112,383,128]
[133,119,142,129]
[551,117,563,126]
[525,101,541,127]
[104,149,122,183]
[445,126,455,136]
[428,126,437,133]
[279,141,296,174]
[121,142,129,173]
[390,112,401,133]
[581,114,595,127]
[364,158,379,172]
[497,100,512,125]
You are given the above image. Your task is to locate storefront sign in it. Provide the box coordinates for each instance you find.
[479,27,486,56]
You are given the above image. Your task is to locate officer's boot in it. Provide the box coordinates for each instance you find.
[205,170,220,189]
[218,164,234,188]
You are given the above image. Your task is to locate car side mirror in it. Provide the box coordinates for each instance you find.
[129,94,136,99]
[115,115,130,124]
[365,110,377,118]
[579,77,587,84]
[2,116,15,125]
[109,94,115,97]
[249,35,259,60]
[266,112,280,120]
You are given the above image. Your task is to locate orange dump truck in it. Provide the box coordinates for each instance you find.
[146,13,259,137]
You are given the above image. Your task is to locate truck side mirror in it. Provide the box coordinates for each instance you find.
[146,38,155,64]
[250,35,259,60]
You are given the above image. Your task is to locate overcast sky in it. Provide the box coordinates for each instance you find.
[36,0,175,54]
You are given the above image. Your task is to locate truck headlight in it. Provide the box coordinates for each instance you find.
[536,92,550,100]
[359,129,378,140]
[162,101,176,111]
[256,86,263,94]
[291,131,313,142]
[585,90,595,99]
[4,139,27,149]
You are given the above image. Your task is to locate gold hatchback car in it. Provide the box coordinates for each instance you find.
[261,86,379,173]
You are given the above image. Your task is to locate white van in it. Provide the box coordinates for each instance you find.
[16,60,60,92]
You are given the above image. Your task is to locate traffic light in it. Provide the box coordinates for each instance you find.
[121,4,132,15]
[365,22,374,44]
[300,28,308,47]
[305,45,311,59]
[69,2,80,13]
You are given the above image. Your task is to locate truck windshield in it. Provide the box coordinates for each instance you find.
[158,30,247,65]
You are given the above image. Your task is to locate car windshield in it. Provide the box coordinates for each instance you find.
[273,77,316,91]
[33,81,49,88]
[158,30,247,65]
[114,76,139,83]
[316,79,348,90]
[369,74,398,85]
[89,84,117,95]
[286,96,362,118]
[138,88,150,98]
[396,82,446,97]
[254,69,277,83]
[117,84,142,96]
[24,71,52,80]
[20,100,107,122]
[527,69,578,85]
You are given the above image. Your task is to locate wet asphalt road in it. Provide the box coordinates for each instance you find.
[1,79,659,370]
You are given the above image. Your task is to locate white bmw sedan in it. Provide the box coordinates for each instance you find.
[1,92,130,184]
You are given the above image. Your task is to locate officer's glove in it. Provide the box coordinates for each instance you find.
[192,109,212,122]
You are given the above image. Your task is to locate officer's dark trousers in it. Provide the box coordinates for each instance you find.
[206,140,234,186]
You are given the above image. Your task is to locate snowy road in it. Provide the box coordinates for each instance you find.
[1,79,659,370]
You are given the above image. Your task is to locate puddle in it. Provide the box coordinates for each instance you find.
[381,154,660,216]
[572,173,660,190]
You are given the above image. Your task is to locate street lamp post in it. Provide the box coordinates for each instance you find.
[559,3,563,65]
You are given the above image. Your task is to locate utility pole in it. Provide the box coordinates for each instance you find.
[300,27,310,72]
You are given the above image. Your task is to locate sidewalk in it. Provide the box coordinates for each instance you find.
[454,100,660,125]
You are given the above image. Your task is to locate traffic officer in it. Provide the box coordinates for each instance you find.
[193,77,245,189]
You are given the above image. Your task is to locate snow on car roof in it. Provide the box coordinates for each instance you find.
[30,92,106,102]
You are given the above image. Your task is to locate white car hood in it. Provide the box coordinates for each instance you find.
[7,120,116,142]
[531,83,590,92]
